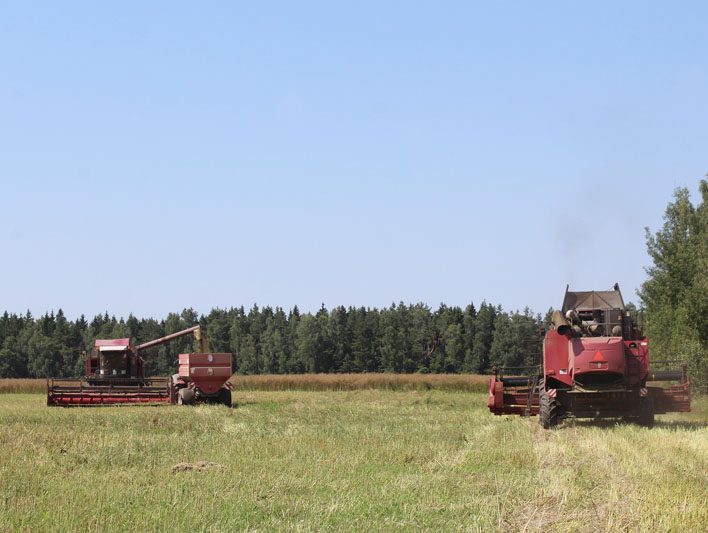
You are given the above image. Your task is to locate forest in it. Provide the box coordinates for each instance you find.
[0,301,545,379]
[1,179,706,389]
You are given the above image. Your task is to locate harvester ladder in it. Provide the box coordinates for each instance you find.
[525,375,540,417]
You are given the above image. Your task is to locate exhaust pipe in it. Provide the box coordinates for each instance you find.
[551,310,571,335]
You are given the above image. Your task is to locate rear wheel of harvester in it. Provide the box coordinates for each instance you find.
[539,389,561,429]
[637,397,654,428]
[218,388,232,407]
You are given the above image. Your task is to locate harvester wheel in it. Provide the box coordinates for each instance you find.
[177,387,195,406]
[218,388,232,407]
[637,397,654,428]
[539,389,561,429]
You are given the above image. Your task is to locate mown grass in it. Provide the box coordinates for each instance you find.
[0,390,706,531]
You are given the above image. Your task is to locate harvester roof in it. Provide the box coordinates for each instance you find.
[94,338,131,350]
[562,284,625,312]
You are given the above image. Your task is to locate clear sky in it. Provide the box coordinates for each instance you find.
[1,1,706,319]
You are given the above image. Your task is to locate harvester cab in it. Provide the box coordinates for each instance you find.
[488,284,691,428]
[47,325,234,407]
[86,339,142,381]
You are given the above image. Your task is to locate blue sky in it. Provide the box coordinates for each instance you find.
[1,1,706,319]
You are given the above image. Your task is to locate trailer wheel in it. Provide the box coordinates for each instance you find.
[218,388,232,407]
[539,389,561,429]
[177,387,195,405]
[637,397,654,428]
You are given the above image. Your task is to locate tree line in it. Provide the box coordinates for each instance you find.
[0,303,545,379]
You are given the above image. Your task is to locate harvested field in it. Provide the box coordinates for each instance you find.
[0,388,706,531]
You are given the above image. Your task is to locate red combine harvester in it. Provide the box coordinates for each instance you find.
[47,325,233,407]
[488,284,691,428]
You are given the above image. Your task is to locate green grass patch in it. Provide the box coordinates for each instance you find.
[0,391,705,531]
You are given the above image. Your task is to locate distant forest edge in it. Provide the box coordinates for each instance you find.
[0,302,548,379]
[1,180,706,389]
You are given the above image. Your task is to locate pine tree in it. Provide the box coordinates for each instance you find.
[0,336,23,377]
[379,304,404,372]
[442,323,464,372]
[273,307,290,373]
[205,308,231,353]
[471,303,496,373]
[294,314,319,373]
[489,311,514,368]
[461,303,477,372]
[329,306,351,372]
[237,334,259,374]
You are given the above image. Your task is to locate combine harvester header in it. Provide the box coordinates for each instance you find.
[488,284,691,428]
[47,326,233,407]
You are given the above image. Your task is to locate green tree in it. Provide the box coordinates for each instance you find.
[294,314,320,373]
[0,336,24,377]
[461,303,477,372]
[442,323,464,372]
[349,307,380,372]
[26,329,63,378]
[237,334,259,374]
[273,307,291,373]
[205,308,231,353]
[379,304,406,372]
[489,312,514,368]
[261,308,289,374]
[329,306,351,372]
[471,303,496,373]
[640,179,708,390]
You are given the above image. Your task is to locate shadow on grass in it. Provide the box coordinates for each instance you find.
[561,418,707,431]
[231,399,260,408]
[653,419,708,431]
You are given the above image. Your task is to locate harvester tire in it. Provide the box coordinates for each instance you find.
[539,390,561,429]
[218,388,232,407]
[177,387,195,406]
[637,397,654,428]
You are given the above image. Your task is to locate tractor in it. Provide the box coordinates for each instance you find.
[488,284,691,428]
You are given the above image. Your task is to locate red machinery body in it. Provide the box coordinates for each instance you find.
[488,284,691,427]
[171,352,234,405]
[47,326,233,407]
[45,377,173,406]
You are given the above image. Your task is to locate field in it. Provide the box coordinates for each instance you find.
[0,377,706,531]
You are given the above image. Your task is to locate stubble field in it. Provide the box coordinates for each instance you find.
[0,377,706,531]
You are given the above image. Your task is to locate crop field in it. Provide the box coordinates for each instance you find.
[0,380,706,531]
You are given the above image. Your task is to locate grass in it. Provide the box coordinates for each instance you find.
[0,387,706,531]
